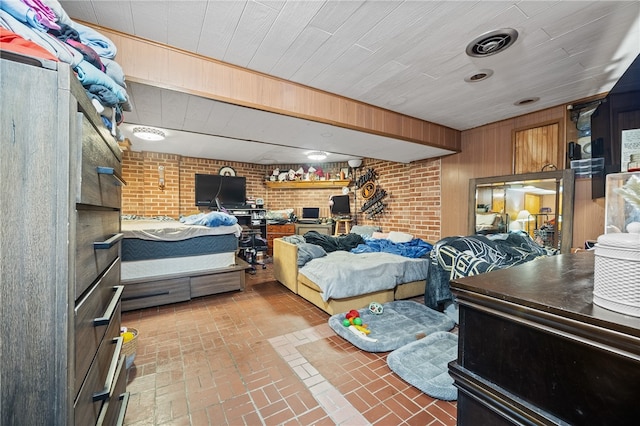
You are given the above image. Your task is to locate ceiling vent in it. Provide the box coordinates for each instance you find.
[466,28,518,57]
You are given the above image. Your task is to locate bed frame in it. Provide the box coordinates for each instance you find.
[121,258,250,311]
[273,238,426,315]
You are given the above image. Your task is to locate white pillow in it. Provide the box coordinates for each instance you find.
[388,231,413,243]
[476,213,497,226]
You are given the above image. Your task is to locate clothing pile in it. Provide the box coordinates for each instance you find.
[0,0,130,139]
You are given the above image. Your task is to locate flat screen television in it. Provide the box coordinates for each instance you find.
[330,194,351,216]
[195,174,246,208]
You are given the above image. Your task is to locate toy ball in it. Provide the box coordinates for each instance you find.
[353,317,363,326]
[342,318,351,327]
[369,302,384,315]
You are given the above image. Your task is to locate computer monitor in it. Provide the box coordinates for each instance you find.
[330,195,351,216]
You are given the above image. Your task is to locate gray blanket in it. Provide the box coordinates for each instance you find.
[299,250,430,301]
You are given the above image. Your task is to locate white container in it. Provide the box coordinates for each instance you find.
[593,233,640,317]
[605,172,640,233]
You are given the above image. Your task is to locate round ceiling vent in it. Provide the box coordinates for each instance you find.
[466,28,519,57]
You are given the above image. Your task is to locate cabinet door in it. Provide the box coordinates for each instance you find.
[514,122,561,174]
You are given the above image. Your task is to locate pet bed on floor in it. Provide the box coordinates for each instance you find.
[387,331,458,401]
[328,300,455,352]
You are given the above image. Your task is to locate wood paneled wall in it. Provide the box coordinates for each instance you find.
[442,105,606,248]
[89,24,460,152]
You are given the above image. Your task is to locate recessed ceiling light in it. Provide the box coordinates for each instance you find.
[307,151,328,161]
[132,126,166,141]
[514,97,540,106]
[464,69,494,83]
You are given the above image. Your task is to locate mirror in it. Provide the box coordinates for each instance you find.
[468,170,575,253]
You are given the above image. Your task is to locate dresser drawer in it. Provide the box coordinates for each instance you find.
[76,209,122,299]
[78,114,122,209]
[74,318,122,426]
[96,356,128,426]
[191,270,243,297]
[75,259,122,397]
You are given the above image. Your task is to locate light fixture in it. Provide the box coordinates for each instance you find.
[132,126,166,141]
[464,69,494,83]
[307,151,328,161]
[348,159,362,168]
[158,165,165,190]
[514,97,540,106]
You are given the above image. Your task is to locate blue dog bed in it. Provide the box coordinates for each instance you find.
[328,300,455,352]
[387,331,458,401]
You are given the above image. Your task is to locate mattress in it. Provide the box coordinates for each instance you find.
[120,219,241,280]
[121,252,237,282]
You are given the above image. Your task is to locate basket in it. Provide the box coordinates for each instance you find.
[593,233,640,317]
[121,327,138,369]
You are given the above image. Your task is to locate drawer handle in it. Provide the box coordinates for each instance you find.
[94,233,123,250]
[94,285,124,326]
[116,392,130,426]
[96,166,127,186]
[93,336,123,402]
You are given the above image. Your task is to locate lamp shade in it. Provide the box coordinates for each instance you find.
[517,210,532,221]
[348,159,362,168]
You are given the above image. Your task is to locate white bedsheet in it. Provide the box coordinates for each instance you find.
[122,219,242,241]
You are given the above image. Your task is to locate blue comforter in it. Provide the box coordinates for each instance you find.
[352,238,433,258]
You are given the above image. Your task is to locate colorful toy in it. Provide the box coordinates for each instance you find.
[369,302,384,315]
[341,309,371,335]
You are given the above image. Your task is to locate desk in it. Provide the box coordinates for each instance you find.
[295,223,333,236]
[449,252,640,425]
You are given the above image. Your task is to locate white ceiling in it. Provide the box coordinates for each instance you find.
[58,0,640,165]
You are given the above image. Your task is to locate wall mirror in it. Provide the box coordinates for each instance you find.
[468,170,575,253]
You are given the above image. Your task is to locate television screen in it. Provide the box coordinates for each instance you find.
[330,195,351,216]
[195,174,246,208]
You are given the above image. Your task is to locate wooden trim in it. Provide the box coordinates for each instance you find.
[83,23,461,152]
[265,179,351,189]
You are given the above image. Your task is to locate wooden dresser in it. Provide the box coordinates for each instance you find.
[1,56,128,424]
[449,252,640,425]
[267,223,295,255]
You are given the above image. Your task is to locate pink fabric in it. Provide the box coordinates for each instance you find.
[21,0,60,30]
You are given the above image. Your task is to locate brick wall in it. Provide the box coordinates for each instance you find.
[122,152,442,242]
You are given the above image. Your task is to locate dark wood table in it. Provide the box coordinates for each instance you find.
[449,252,640,425]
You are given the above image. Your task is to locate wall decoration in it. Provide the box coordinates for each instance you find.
[354,168,387,219]
[219,166,236,176]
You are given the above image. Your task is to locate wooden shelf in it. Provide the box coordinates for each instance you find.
[265,179,351,189]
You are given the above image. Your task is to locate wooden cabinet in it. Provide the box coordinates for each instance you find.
[449,253,640,425]
[267,223,295,255]
[1,57,127,425]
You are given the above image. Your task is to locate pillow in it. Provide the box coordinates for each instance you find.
[476,213,497,226]
[371,231,389,240]
[296,243,327,267]
[266,209,294,221]
[350,225,382,237]
[388,231,414,244]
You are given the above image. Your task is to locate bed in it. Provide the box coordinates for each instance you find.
[273,231,432,315]
[120,216,247,311]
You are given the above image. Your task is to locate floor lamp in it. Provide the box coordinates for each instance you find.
[348,159,363,225]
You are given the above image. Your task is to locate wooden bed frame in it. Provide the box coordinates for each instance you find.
[273,238,426,315]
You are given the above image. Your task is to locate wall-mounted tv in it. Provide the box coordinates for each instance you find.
[195,174,246,208]
[330,194,351,216]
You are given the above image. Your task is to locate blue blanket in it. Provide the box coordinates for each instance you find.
[352,238,432,258]
[180,211,238,227]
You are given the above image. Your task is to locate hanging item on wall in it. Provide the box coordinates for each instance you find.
[219,166,236,176]
[355,168,388,219]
